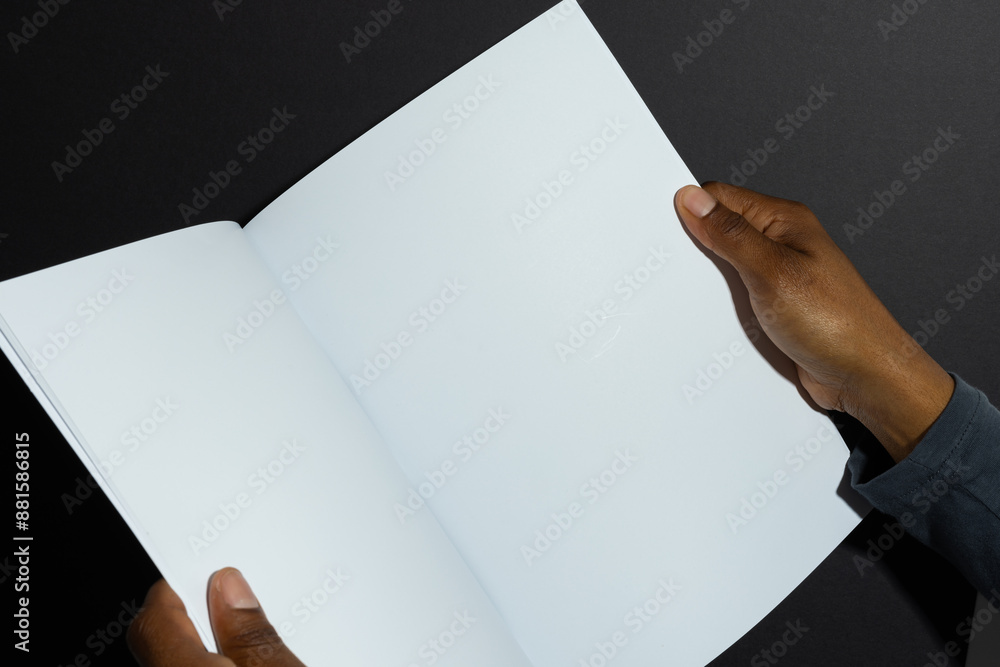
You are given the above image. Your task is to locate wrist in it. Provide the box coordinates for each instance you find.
[843,335,954,463]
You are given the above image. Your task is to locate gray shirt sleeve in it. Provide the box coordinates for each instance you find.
[846,374,1000,597]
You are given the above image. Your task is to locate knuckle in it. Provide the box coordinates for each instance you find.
[126,608,172,663]
[126,609,153,648]
[782,198,811,214]
[749,243,806,294]
[772,258,821,302]
[710,209,750,239]
[226,622,287,661]
[771,224,814,252]
[778,199,820,227]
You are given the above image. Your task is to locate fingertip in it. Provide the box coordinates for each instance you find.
[143,578,187,612]
[129,580,211,667]
[678,185,718,219]
[212,568,260,610]
[675,185,717,252]
[207,570,306,666]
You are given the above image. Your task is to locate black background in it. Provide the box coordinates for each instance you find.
[2,0,998,665]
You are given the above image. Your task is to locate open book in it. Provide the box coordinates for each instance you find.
[0,2,865,665]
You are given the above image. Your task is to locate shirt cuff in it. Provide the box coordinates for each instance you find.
[847,374,994,506]
[845,373,1000,595]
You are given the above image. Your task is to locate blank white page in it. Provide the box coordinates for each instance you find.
[245,2,866,664]
[0,221,532,666]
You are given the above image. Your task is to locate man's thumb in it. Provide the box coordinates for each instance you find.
[675,185,780,282]
[209,568,305,666]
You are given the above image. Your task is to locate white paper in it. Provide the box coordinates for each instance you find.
[0,2,867,665]
[245,2,866,664]
[0,222,531,666]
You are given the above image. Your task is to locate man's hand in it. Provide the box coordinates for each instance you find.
[128,568,306,667]
[675,182,954,462]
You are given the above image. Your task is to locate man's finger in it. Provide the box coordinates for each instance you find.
[209,568,306,667]
[675,184,790,287]
[701,182,799,230]
[128,579,230,667]
[703,181,829,254]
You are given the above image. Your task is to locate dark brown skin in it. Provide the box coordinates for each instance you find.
[675,182,954,463]
[130,183,955,666]
[128,568,305,667]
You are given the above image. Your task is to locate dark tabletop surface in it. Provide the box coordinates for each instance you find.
[2,1,997,665]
